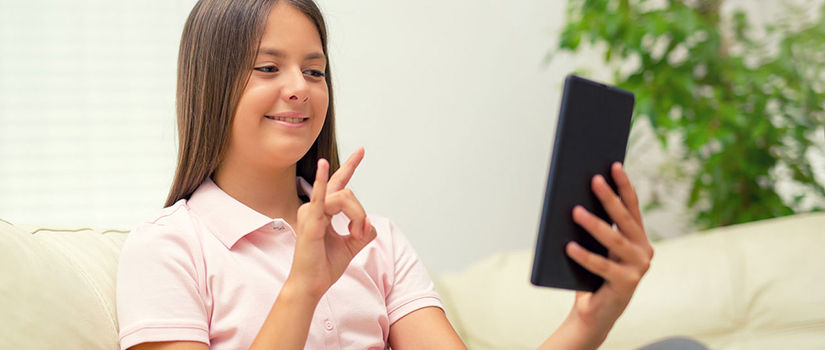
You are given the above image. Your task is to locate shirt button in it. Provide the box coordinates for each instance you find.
[324,319,334,331]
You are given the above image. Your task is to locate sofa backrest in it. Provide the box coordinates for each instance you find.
[435,212,825,350]
[0,220,126,349]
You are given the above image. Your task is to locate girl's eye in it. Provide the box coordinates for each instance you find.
[305,70,325,78]
[254,66,278,73]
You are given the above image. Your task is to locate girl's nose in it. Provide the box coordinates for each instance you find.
[282,69,309,103]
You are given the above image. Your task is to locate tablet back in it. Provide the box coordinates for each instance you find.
[530,75,635,291]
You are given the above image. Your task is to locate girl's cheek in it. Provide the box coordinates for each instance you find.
[244,82,282,106]
[250,79,281,94]
[311,86,329,106]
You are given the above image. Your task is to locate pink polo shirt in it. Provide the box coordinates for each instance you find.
[116,177,443,350]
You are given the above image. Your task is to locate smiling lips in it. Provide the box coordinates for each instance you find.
[267,115,304,123]
[265,112,308,128]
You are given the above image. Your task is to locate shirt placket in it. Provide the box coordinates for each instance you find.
[315,295,341,350]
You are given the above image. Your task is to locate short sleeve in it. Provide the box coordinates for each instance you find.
[383,220,444,324]
[116,220,209,350]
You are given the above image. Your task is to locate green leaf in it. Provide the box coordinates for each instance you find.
[559,27,582,50]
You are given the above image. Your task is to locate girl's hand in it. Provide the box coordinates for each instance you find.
[562,162,655,347]
[289,150,377,300]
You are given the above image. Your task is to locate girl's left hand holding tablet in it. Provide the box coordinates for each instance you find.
[540,162,655,349]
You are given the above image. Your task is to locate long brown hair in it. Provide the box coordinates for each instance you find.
[165,0,339,207]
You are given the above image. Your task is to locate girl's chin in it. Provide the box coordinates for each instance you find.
[260,142,315,164]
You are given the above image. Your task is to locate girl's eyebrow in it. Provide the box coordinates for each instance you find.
[258,47,326,62]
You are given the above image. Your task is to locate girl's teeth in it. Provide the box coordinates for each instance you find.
[269,116,304,123]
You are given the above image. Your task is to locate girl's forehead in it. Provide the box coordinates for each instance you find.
[259,2,322,49]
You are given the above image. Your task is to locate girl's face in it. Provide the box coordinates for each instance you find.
[227,2,329,171]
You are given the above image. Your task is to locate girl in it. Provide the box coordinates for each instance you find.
[116,0,655,349]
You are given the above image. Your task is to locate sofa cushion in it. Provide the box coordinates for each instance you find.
[435,212,825,350]
[0,220,127,350]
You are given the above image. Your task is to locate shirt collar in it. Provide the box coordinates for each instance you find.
[186,176,314,249]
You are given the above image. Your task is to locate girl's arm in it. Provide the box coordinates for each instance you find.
[388,306,467,350]
[536,163,653,349]
[539,163,654,349]
[389,163,653,350]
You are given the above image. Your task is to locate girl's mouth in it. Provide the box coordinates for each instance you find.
[265,114,308,128]
[266,115,305,123]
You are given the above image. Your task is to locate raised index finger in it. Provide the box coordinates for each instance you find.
[328,147,364,192]
[311,158,330,215]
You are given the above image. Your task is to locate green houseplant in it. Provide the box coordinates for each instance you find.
[554,0,825,229]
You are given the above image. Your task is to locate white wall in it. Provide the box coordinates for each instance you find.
[321,0,573,273]
[1,0,822,273]
[0,1,191,226]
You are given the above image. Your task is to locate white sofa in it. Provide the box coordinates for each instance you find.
[436,212,825,350]
[2,213,824,349]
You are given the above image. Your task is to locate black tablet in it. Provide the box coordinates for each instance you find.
[530,74,635,291]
